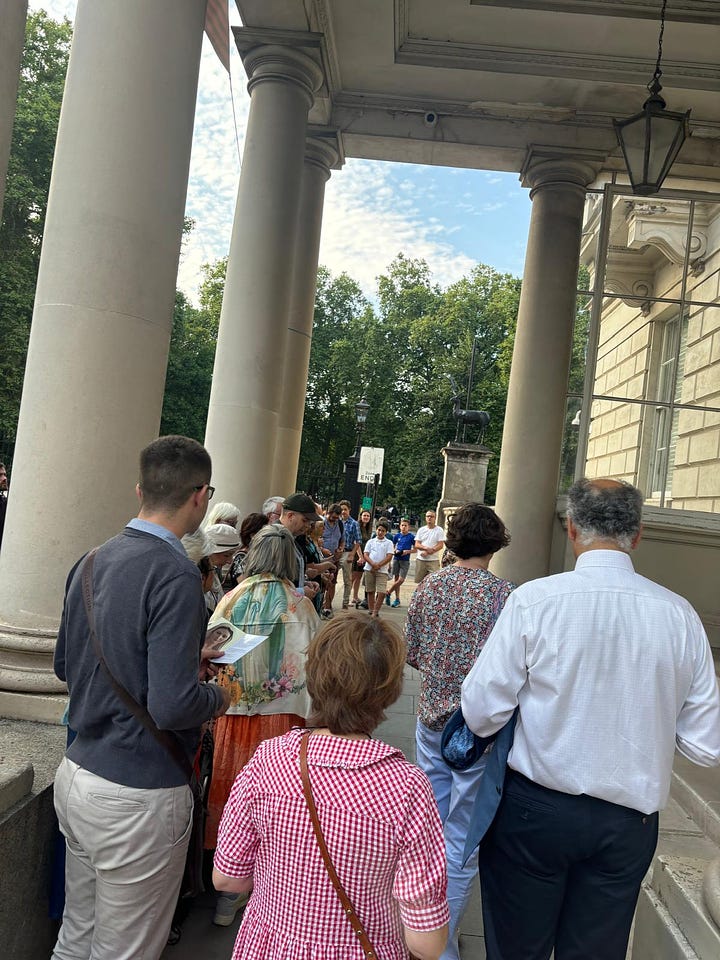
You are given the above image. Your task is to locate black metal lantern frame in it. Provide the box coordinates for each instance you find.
[612,0,691,197]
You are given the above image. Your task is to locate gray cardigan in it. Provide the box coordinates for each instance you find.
[55,527,223,788]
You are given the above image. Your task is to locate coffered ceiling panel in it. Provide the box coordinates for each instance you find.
[235,0,720,178]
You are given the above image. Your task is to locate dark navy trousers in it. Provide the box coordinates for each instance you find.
[479,770,659,960]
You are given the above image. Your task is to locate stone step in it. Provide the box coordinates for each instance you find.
[671,754,720,850]
[647,856,720,960]
[632,758,720,960]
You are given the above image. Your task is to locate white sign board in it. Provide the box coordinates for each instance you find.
[358,446,385,484]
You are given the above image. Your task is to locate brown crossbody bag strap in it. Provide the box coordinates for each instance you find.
[80,548,193,782]
[299,733,377,960]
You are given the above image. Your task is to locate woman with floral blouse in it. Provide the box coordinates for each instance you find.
[205,524,320,926]
[405,502,515,960]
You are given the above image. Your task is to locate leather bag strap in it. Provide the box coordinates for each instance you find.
[299,733,377,959]
[80,548,193,783]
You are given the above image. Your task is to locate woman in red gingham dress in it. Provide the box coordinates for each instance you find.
[213,613,449,960]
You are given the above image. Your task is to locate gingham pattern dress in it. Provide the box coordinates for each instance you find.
[215,728,449,959]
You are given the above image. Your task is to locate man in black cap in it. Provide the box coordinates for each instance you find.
[279,493,323,601]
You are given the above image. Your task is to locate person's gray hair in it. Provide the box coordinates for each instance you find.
[203,501,240,530]
[566,478,643,551]
[262,496,284,517]
[243,523,299,581]
[181,527,213,563]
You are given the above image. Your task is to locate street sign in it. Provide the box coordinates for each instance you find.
[358,446,384,484]
[361,496,373,511]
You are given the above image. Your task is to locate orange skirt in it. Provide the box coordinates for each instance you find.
[205,712,305,848]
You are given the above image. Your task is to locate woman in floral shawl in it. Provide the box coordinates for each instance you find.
[205,526,320,870]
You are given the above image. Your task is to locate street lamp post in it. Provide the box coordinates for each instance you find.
[343,398,369,517]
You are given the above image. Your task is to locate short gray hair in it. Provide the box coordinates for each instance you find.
[566,478,643,551]
[243,524,298,581]
[262,496,284,517]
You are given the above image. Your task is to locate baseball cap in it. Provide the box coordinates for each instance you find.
[282,493,323,521]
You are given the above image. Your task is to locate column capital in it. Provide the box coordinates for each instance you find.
[305,128,344,179]
[521,145,606,198]
[234,28,325,105]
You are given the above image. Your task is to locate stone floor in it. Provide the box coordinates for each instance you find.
[163,574,487,959]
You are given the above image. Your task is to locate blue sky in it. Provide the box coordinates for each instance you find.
[32,1,531,302]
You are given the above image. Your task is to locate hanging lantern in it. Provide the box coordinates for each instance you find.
[612,0,691,196]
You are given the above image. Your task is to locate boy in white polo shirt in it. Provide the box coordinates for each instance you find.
[363,519,395,617]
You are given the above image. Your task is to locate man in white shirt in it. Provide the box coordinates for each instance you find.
[461,477,720,960]
[414,510,445,583]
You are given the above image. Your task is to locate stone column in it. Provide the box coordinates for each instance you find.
[271,133,341,496]
[204,40,323,515]
[0,0,206,721]
[0,0,27,218]
[492,156,597,584]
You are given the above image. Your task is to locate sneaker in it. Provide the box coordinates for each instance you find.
[391,599,400,607]
[321,608,333,619]
[213,891,249,927]
[384,594,391,606]
[359,599,368,610]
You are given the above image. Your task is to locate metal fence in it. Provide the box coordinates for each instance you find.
[296,464,344,507]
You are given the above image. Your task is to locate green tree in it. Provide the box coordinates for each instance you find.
[298,256,521,514]
[160,258,226,439]
[0,10,72,439]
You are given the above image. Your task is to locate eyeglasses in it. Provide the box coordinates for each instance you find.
[194,484,215,499]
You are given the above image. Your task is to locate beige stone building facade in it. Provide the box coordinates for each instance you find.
[581,190,720,513]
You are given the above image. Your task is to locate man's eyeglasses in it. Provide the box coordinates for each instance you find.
[194,483,215,500]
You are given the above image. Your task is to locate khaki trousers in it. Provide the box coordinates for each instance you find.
[52,757,193,960]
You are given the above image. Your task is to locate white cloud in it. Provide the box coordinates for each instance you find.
[320,160,476,294]
[28,1,520,303]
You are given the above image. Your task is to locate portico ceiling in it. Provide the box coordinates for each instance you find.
[235,0,720,181]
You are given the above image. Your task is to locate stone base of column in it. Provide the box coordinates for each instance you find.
[0,622,67,722]
[0,691,66,723]
[436,443,493,528]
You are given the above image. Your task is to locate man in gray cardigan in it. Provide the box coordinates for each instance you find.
[52,436,230,960]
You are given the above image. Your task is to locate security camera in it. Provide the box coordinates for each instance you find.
[424,111,438,128]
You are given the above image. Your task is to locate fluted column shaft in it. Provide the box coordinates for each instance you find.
[0,0,206,719]
[204,45,322,515]
[0,0,28,218]
[271,135,339,496]
[493,159,596,584]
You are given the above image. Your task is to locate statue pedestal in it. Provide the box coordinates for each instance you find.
[436,443,493,528]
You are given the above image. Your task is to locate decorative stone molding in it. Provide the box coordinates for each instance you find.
[468,1,720,25]
[394,36,720,91]
[626,200,709,266]
[603,273,655,315]
[0,622,65,694]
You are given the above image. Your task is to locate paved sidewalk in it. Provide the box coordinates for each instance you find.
[162,573,486,959]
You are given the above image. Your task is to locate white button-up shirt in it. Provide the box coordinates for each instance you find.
[461,549,720,814]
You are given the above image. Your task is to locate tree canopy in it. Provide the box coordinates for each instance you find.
[298,255,521,512]
[0,10,72,440]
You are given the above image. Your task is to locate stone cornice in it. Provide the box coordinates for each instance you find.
[468,0,720,25]
[394,36,720,92]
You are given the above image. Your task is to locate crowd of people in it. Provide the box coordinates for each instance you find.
[50,434,720,960]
